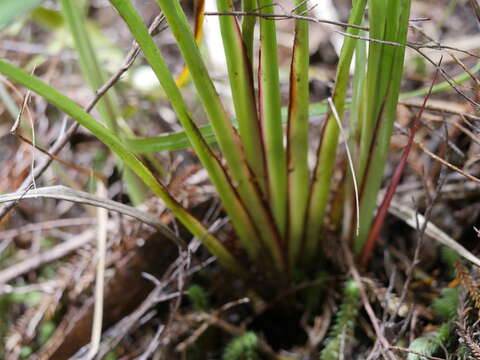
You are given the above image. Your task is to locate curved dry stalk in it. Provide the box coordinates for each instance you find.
[0,185,185,248]
[327,97,360,236]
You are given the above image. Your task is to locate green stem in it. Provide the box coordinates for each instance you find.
[305,0,367,262]
[342,30,367,241]
[109,0,263,261]
[60,0,147,205]
[286,0,310,268]
[241,0,256,63]
[354,0,412,254]
[257,0,287,238]
[154,0,285,271]
[357,0,388,183]
[123,58,480,154]
[216,0,267,194]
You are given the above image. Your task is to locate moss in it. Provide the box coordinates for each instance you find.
[223,332,259,360]
[320,280,361,360]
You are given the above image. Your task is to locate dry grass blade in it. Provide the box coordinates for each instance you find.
[327,97,360,235]
[0,217,96,240]
[0,185,185,248]
[87,181,108,360]
[388,199,480,268]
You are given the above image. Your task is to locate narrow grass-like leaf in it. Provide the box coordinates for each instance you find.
[360,72,436,267]
[60,0,146,205]
[0,0,44,30]
[108,0,263,260]
[357,0,388,182]
[121,59,480,154]
[0,59,244,274]
[241,0,256,62]
[257,0,287,238]
[155,0,285,272]
[305,0,367,262]
[342,30,367,240]
[399,60,480,100]
[354,0,412,254]
[286,0,310,267]
[124,125,217,153]
[175,0,205,88]
[60,0,119,133]
[216,0,267,194]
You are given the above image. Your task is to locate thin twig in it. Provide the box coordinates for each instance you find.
[412,47,480,108]
[0,217,96,240]
[0,229,96,285]
[0,14,166,221]
[136,324,165,360]
[399,98,480,122]
[469,0,480,24]
[390,161,448,340]
[335,30,401,47]
[416,142,480,184]
[91,218,229,359]
[15,133,106,180]
[204,10,369,30]
[341,240,396,360]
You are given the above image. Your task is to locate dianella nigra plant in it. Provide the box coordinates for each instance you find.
[0,0,412,280]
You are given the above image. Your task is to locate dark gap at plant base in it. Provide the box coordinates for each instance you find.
[249,304,307,350]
